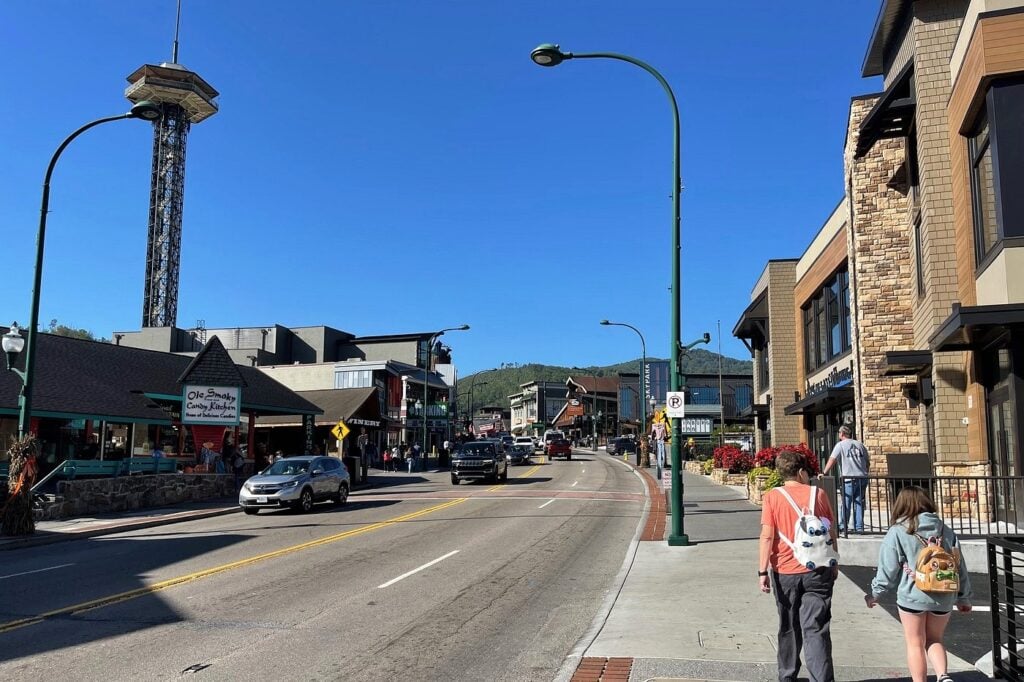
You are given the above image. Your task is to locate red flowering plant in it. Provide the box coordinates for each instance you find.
[713,445,754,474]
[751,444,820,475]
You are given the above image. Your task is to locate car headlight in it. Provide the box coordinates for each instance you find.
[244,482,255,493]
[280,480,300,488]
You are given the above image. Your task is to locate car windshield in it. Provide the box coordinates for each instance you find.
[263,460,310,476]
[460,444,495,456]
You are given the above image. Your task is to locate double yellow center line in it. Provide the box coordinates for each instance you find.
[0,497,468,635]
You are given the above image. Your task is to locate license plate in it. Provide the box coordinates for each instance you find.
[256,496,268,503]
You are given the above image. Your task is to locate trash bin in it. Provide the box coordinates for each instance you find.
[343,456,360,485]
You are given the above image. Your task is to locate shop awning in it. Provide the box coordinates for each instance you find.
[733,291,769,353]
[855,61,915,158]
[256,387,381,427]
[929,303,1024,352]
[738,403,769,418]
[883,350,933,376]
[784,387,854,416]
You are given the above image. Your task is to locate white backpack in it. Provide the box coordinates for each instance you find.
[776,486,839,570]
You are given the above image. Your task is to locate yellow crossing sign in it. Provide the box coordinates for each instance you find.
[331,419,350,441]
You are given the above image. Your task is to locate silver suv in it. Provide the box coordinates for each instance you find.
[239,456,350,514]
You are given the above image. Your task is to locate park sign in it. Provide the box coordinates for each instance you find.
[182,385,241,425]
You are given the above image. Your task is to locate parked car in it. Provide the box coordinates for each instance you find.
[546,438,572,460]
[606,437,638,456]
[452,441,509,484]
[239,456,349,514]
[507,444,532,465]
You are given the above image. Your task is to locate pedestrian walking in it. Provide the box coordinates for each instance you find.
[412,442,422,472]
[383,447,392,472]
[230,447,246,492]
[650,417,668,479]
[758,448,839,682]
[866,485,972,682]
[407,448,416,474]
[820,424,870,532]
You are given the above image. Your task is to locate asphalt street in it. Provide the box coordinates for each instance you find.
[0,452,645,681]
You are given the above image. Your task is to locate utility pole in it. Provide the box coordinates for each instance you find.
[718,320,725,446]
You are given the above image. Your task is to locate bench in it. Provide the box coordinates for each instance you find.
[61,460,123,479]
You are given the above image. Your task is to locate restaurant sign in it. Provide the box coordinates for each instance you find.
[182,385,241,425]
[805,361,854,398]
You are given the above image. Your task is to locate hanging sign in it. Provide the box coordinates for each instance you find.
[182,385,240,425]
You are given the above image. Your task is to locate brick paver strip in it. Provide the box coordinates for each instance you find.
[570,656,634,681]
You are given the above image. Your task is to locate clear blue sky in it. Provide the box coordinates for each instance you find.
[0,1,881,374]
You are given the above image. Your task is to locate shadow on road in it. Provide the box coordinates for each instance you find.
[0,532,252,664]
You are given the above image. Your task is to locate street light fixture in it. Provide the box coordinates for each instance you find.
[11,101,162,439]
[600,319,647,465]
[531,44,687,545]
[422,325,469,469]
[3,323,26,374]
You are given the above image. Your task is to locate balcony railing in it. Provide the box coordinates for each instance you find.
[833,475,1024,539]
[988,537,1024,682]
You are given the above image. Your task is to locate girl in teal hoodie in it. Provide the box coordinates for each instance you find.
[866,485,972,682]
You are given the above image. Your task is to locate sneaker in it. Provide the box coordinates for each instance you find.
[937,675,954,682]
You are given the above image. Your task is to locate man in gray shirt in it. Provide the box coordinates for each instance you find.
[821,425,869,532]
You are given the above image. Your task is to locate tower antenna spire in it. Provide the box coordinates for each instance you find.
[171,0,182,63]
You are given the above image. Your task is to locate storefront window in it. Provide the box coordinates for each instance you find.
[803,269,852,373]
[336,369,373,389]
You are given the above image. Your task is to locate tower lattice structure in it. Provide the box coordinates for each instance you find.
[125,62,218,328]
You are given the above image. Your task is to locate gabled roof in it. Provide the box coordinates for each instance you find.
[567,375,619,394]
[0,329,320,423]
[257,387,380,427]
[178,336,247,386]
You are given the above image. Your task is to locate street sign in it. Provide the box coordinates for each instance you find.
[666,391,686,418]
[662,468,671,489]
[331,419,350,441]
[679,417,713,434]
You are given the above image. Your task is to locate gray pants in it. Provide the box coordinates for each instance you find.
[772,569,835,682]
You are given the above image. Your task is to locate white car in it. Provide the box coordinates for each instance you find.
[514,436,535,451]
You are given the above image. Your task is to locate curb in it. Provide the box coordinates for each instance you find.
[0,505,241,551]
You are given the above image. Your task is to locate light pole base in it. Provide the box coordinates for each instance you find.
[667,534,690,547]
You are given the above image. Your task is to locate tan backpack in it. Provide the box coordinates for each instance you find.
[912,527,960,594]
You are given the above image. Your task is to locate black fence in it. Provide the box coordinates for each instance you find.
[989,537,1024,681]
[833,475,1024,539]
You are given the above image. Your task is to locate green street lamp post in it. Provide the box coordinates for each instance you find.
[422,325,469,470]
[9,101,161,439]
[601,319,647,466]
[531,44,688,545]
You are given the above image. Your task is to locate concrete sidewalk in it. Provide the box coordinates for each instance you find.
[566,468,988,682]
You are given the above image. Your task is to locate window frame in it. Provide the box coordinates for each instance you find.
[913,215,925,297]
[803,268,853,374]
[970,109,998,266]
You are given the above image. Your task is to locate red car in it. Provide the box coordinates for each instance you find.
[546,438,572,460]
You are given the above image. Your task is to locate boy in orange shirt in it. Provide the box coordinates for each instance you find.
[758,449,840,682]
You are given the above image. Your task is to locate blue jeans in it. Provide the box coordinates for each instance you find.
[842,478,867,531]
[655,440,666,479]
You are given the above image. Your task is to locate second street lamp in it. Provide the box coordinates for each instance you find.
[532,44,687,545]
[13,101,161,439]
[601,319,647,466]
[422,325,469,470]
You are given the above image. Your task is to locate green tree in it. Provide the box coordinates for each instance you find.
[46,319,107,342]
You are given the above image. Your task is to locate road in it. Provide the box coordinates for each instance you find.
[0,450,645,681]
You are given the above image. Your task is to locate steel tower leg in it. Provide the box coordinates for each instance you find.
[142,102,189,328]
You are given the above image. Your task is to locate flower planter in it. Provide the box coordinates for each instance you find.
[749,474,771,506]
[711,468,749,486]
[684,460,704,475]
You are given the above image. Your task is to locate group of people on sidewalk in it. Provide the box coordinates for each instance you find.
[758,441,972,682]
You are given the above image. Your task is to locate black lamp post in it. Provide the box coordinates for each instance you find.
[12,101,161,439]
[421,325,469,469]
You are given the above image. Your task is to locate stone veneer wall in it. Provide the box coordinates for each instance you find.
[40,474,236,520]
[766,262,802,446]
[845,96,920,471]
[912,0,972,462]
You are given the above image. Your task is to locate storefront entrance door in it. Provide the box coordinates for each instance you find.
[986,346,1024,525]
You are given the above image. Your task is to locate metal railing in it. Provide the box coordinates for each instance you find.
[834,475,1024,539]
[989,537,1024,681]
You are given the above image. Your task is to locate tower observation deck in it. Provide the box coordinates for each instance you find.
[125,62,218,328]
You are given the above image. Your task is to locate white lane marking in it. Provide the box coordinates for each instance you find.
[571,481,578,487]
[582,469,586,474]
[538,499,556,509]
[0,563,75,581]
[377,550,459,589]
[971,605,991,612]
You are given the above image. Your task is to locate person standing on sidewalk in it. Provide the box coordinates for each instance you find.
[650,417,668,479]
[820,424,870,532]
[866,485,972,682]
[758,449,839,682]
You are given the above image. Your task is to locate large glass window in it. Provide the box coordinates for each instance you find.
[758,346,769,391]
[336,369,373,389]
[803,269,852,373]
[970,112,999,264]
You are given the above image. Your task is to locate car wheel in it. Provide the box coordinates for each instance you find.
[451,474,459,485]
[243,507,258,515]
[335,483,349,506]
[295,488,314,513]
